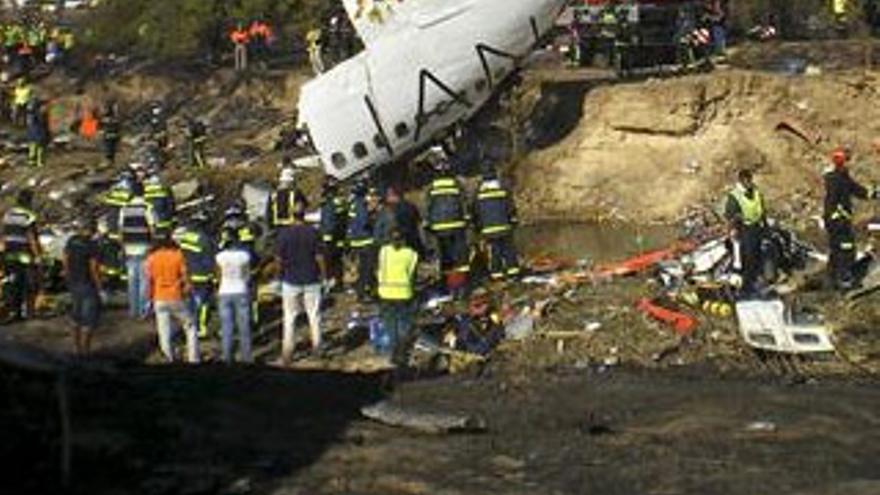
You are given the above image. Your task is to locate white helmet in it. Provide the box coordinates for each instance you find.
[279,167,296,185]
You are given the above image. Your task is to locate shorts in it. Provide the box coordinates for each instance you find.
[70,285,100,329]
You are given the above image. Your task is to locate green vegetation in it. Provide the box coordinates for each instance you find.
[81,0,335,59]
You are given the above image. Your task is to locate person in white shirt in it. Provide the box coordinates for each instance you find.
[215,228,253,363]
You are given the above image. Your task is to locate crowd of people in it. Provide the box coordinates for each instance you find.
[1,139,521,367]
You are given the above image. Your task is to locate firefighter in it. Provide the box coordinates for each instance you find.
[99,101,121,165]
[319,177,347,290]
[95,216,125,299]
[267,167,306,230]
[725,169,766,295]
[144,171,176,238]
[425,157,470,296]
[101,171,136,241]
[175,213,216,338]
[147,101,168,149]
[823,148,878,290]
[25,97,48,168]
[2,190,42,321]
[347,179,378,302]
[186,117,208,169]
[473,170,520,281]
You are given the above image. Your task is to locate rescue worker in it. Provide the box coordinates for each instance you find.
[267,167,306,230]
[377,226,419,367]
[823,148,878,290]
[185,117,207,169]
[2,190,42,321]
[230,22,250,72]
[119,180,154,319]
[95,216,125,298]
[306,27,325,75]
[425,158,470,296]
[175,213,216,339]
[11,77,32,126]
[473,171,520,281]
[147,101,168,149]
[101,171,136,241]
[318,177,347,291]
[724,169,766,295]
[347,180,378,302]
[25,97,48,168]
[99,101,121,165]
[144,172,176,238]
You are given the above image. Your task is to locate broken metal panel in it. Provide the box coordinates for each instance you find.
[735,300,835,354]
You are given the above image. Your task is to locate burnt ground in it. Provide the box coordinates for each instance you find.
[2,360,879,495]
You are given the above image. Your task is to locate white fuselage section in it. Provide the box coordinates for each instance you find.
[298,0,567,180]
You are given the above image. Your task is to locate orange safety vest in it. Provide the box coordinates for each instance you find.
[230,29,249,45]
[80,109,98,140]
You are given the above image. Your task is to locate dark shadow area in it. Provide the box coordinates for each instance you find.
[524,79,597,151]
[0,363,387,494]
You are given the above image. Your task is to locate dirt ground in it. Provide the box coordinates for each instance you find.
[516,42,880,226]
[3,40,880,495]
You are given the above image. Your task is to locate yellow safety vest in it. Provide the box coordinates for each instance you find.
[377,244,418,301]
[730,187,764,226]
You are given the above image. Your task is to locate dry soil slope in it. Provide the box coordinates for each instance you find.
[516,69,880,224]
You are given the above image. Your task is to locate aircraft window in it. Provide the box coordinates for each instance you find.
[373,133,387,149]
[353,142,369,159]
[395,122,410,138]
[475,79,488,92]
[331,152,348,169]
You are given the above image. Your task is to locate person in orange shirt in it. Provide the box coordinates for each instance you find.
[230,22,250,72]
[146,235,200,363]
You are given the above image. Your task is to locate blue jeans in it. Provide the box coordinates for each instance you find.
[125,255,148,318]
[380,300,415,366]
[219,293,252,363]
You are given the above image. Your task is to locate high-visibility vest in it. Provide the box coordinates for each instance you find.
[13,85,32,107]
[272,189,297,227]
[176,229,215,284]
[427,177,466,232]
[120,198,153,247]
[2,206,37,264]
[730,187,764,226]
[145,184,175,229]
[378,244,418,301]
[476,183,514,237]
[347,195,374,248]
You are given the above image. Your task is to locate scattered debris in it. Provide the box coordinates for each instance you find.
[735,300,834,354]
[744,421,778,433]
[360,401,487,434]
[636,298,697,336]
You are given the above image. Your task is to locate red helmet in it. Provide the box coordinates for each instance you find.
[831,148,848,168]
